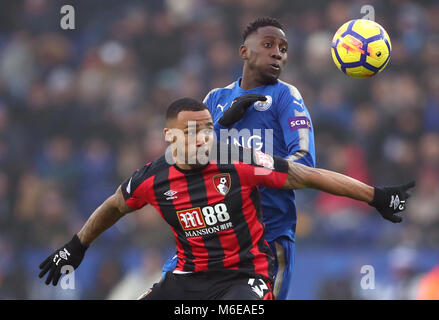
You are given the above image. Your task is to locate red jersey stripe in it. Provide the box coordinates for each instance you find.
[187,236,209,271]
[125,175,154,210]
[217,229,240,269]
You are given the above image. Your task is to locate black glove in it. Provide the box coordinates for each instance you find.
[369,181,415,223]
[218,94,267,127]
[39,234,88,286]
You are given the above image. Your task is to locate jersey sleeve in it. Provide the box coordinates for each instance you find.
[203,88,219,118]
[234,147,289,188]
[203,88,230,132]
[276,85,316,168]
[120,162,152,210]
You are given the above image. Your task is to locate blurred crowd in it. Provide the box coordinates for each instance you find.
[0,0,438,299]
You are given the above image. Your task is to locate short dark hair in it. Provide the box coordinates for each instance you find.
[242,17,284,41]
[166,97,209,120]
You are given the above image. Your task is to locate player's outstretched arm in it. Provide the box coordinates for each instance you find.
[38,186,134,286]
[282,161,415,223]
[283,161,374,201]
[77,186,134,246]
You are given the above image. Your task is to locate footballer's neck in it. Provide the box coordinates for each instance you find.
[240,65,276,90]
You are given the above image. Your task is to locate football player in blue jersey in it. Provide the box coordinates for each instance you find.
[163,17,316,299]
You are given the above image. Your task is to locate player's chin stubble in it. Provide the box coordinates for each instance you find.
[260,71,279,85]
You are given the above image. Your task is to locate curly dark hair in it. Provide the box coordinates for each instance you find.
[242,17,284,41]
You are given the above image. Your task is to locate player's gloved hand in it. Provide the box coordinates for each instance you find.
[369,181,415,223]
[39,234,88,286]
[218,94,267,127]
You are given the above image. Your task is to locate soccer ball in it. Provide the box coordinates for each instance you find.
[331,19,392,78]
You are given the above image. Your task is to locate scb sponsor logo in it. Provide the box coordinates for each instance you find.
[288,116,311,131]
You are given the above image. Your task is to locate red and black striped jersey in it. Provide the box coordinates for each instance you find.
[121,143,289,283]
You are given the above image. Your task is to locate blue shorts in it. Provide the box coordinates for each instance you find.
[268,236,296,300]
[162,237,295,300]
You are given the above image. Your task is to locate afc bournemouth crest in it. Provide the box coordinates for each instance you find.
[213,173,231,196]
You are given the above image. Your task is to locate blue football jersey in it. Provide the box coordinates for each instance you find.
[203,77,316,242]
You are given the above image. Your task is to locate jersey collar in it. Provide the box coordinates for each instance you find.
[236,76,277,92]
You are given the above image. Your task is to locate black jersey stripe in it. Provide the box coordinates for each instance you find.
[218,164,256,275]
[184,170,225,270]
[152,161,196,272]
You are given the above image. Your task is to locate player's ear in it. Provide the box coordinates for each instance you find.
[239,45,248,60]
[164,128,174,143]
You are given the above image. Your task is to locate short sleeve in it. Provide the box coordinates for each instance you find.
[120,162,152,210]
[234,148,289,188]
[276,83,316,168]
[203,88,219,116]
